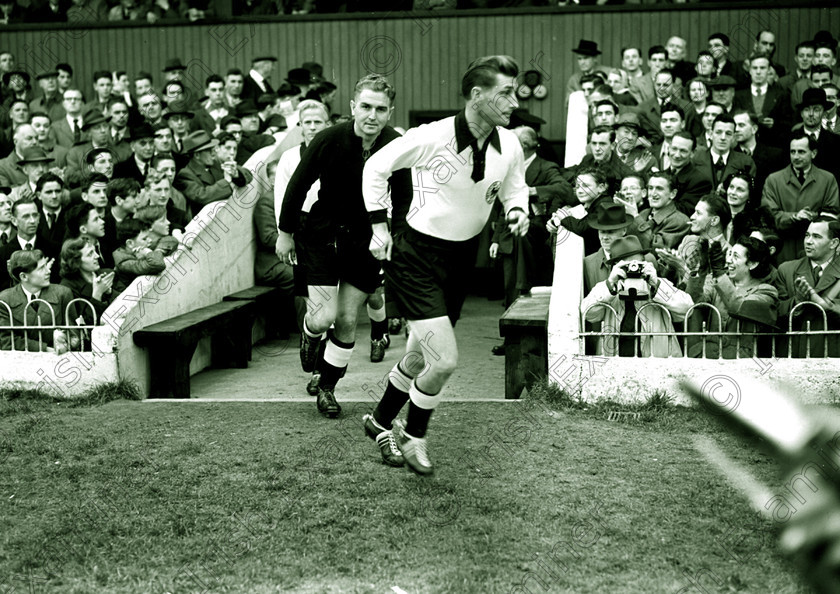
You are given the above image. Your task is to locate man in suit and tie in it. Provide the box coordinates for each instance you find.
[191,74,229,135]
[775,218,840,357]
[50,88,86,149]
[0,124,38,188]
[0,249,78,352]
[733,110,784,197]
[649,103,685,172]
[173,130,252,214]
[637,68,690,145]
[0,189,15,247]
[35,172,66,247]
[691,113,757,191]
[668,131,714,216]
[822,84,840,135]
[241,56,277,104]
[762,133,840,264]
[112,123,156,184]
[0,197,59,290]
[733,54,792,147]
[794,88,840,185]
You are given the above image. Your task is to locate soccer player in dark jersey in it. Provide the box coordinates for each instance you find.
[275,74,411,420]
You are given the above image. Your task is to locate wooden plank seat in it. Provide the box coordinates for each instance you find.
[499,293,551,399]
[133,300,257,398]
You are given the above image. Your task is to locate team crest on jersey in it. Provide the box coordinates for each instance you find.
[485,181,501,204]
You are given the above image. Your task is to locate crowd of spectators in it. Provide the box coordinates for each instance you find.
[0,52,329,351]
[499,29,840,358]
[2,22,840,361]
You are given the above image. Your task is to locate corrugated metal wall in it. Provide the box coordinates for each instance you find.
[6,5,838,139]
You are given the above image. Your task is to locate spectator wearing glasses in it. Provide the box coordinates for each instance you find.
[50,88,86,149]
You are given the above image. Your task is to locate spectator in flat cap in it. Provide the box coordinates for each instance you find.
[709,75,737,114]
[29,70,65,123]
[567,39,612,98]
[613,112,658,176]
[174,129,252,212]
[113,122,156,184]
[243,56,277,103]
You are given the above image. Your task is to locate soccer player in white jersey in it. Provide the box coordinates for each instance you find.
[361,56,530,475]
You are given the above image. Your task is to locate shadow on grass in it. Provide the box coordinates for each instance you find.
[0,379,141,417]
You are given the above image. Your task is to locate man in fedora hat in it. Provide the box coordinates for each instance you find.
[174,129,252,212]
[64,110,115,187]
[162,57,187,83]
[286,68,314,96]
[793,87,840,184]
[9,147,54,203]
[29,70,64,123]
[567,39,612,97]
[242,56,277,104]
[0,124,38,188]
[113,122,156,184]
[581,233,692,358]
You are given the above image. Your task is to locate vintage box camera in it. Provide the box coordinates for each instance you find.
[617,261,650,300]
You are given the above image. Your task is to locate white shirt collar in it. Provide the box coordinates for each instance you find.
[16,235,34,250]
[751,83,768,95]
[523,153,537,170]
[21,286,41,302]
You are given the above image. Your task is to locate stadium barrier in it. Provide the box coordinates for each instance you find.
[0,151,272,398]
[548,233,840,406]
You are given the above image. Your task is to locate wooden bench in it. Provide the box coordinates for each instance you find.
[499,292,551,399]
[133,300,257,398]
[224,285,289,339]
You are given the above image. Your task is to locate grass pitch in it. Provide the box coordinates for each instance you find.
[0,383,810,593]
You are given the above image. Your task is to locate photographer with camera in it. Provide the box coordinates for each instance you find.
[581,234,692,357]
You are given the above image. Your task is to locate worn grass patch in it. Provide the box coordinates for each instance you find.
[0,396,809,593]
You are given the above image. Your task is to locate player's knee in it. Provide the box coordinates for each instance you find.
[334,308,358,333]
[431,351,458,378]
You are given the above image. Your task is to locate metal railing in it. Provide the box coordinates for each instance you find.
[0,298,99,353]
[580,300,840,359]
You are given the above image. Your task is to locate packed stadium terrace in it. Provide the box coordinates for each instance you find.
[0,5,839,362]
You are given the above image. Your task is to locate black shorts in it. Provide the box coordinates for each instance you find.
[384,227,479,325]
[297,220,382,295]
